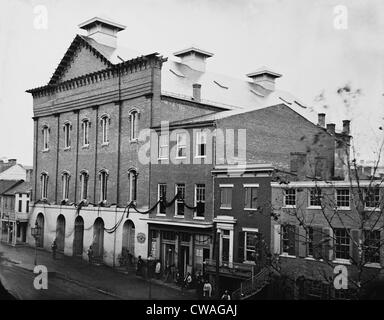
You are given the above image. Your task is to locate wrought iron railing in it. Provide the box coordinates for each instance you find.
[231,267,271,300]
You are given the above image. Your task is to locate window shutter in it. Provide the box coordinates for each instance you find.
[288,226,296,256]
[322,227,332,261]
[313,226,323,259]
[273,225,281,254]
[298,226,307,258]
[238,231,245,263]
[350,229,360,264]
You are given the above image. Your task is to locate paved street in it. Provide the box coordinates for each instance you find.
[0,242,195,300]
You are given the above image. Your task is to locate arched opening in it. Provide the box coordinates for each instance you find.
[56,214,66,252]
[93,218,104,260]
[122,220,135,256]
[73,216,84,257]
[36,213,45,248]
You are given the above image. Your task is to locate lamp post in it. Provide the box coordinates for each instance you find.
[215,227,221,299]
[31,221,41,266]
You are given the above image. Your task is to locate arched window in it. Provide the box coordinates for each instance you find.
[42,126,50,151]
[63,122,71,148]
[129,110,139,140]
[99,170,108,202]
[128,169,138,202]
[100,115,110,144]
[82,119,90,147]
[40,172,49,199]
[61,171,70,201]
[79,171,89,201]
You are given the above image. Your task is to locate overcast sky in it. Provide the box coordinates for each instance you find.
[0,0,383,166]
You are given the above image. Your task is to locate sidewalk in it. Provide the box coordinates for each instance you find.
[0,242,196,300]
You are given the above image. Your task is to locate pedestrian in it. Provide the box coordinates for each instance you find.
[137,255,144,276]
[184,272,192,289]
[221,290,231,300]
[87,245,93,264]
[51,239,57,260]
[155,260,161,279]
[203,279,212,299]
[195,271,204,299]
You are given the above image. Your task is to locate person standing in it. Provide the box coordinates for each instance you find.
[221,290,231,300]
[87,245,93,264]
[136,255,144,276]
[203,279,212,299]
[155,260,161,279]
[51,240,57,260]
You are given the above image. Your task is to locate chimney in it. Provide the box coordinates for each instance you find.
[326,123,335,135]
[247,67,282,91]
[173,47,213,72]
[78,17,126,48]
[8,159,17,165]
[342,120,350,135]
[192,83,201,102]
[318,113,325,128]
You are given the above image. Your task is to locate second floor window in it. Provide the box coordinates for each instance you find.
[220,187,232,209]
[336,189,350,208]
[195,184,206,217]
[41,173,48,199]
[284,189,296,207]
[281,224,296,256]
[42,126,49,150]
[309,188,322,207]
[334,228,350,260]
[99,170,108,202]
[364,230,380,264]
[100,116,109,144]
[62,172,70,200]
[176,133,187,158]
[63,122,71,148]
[130,110,139,140]
[128,169,137,202]
[365,187,380,208]
[196,131,207,157]
[244,186,258,209]
[158,184,167,214]
[245,231,262,262]
[82,120,90,146]
[26,200,29,213]
[158,134,169,159]
[307,227,314,257]
[18,200,22,212]
[79,172,88,200]
[175,184,185,216]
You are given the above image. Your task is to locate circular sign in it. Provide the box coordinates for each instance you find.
[137,232,146,243]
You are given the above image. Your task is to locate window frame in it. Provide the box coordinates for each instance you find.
[176,132,187,159]
[61,172,70,201]
[63,122,71,149]
[79,171,89,201]
[195,131,207,158]
[284,188,296,208]
[244,229,260,263]
[364,187,380,210]
[40,173,48,200]
[129,110,139,141]
[194,184,206,219]
[219,185,233,209]
[100,115,110,145]
[128,169,138,203]
[157,183,167,215]
[158,134,169,160]
[99,170,108,202]
[42,126,50,151]
[174,183,185,217]
[82,119,90,147]
[363,229,381,264]
[336,188,350,210]
[334,228,350,261]
[309,187,322,208]
[244,184,259,210]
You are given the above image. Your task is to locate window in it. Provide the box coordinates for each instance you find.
[281,224,296,255]
[195,184,206,217]
[244,187,258,209]
[334,228,350,260]
[176,133,187,158]
[162,231,175,241]
[82,119,90,146]
[284,189,296,207]
[220,187,232,209]
[18,200,22,212]
[158,184,167,214]
[307,227,314,257]
[42,126,49,150]
[196,131,207,157]
[158,134,168,159]
[244,231,261,262]
[100,115,109,144]
[99,170,108,202]
[41,173,48,199]
[26,201,29,213]
[364,230,380,264]
[63,122,71,148]
[175,184,185,216]
[130,110,139,140]
[336,189,350,208]
[309,188,322,207]
[79,171,88,200]
[128,169,137,202]
[365,187,380,208]
[221,229,230,262]
[62,172,70,200]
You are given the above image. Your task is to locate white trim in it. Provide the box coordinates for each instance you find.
[243,183,259,188]
[242,227,259,232]
[364,263,381,269]
[219,184,234,188]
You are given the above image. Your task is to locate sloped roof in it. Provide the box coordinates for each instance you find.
[0,180,23,195]
[3,181,32,195]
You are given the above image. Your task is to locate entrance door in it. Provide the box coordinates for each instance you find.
[93,218,104,259]
[73,216,84,256]
[56,215,66,252]
[222,237,230,263]
[179,246,190,276]
[122,220,135,255]
[36,213,44,248]
[163,244,175,268]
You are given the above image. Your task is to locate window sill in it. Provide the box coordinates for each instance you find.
[156,213,166,217]
[364,207,381,212]
[243,260,256,265]
[130,139,138,144]
[307,206,321,210]
[175,156,187,160]
[101,142,109,147]
[42,149,50,153]
[220,207,232,210]
[195,155,207,159]
[244,208,258,211]
[364,263,381,269]
[304,256,316,261]
[332,259,351,265]
[193,216,205,220]
[82,144,90,149]
[282,206,296,209]
[174,215,185,218]
[64,147,71,151]
[158,157,169,161]
[336,207,350,211]
[280,254,296,259]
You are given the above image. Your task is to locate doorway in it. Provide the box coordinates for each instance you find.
[56,215,66,252]
[73,216,84,256]
[36,213,44,248]
[93,218,104,260]
[122,220,135,256]
[179,246,190,276]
